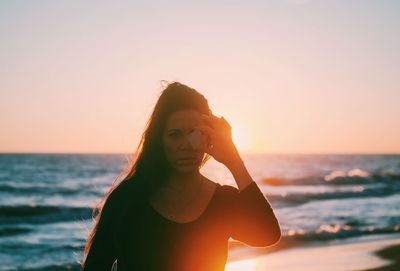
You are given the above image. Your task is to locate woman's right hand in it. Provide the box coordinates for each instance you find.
[194,114,242,168]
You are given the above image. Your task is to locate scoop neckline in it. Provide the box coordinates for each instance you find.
[147,182,221,225]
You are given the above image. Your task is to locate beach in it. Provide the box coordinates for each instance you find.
[363,244,400,271]
[226,234,400,271]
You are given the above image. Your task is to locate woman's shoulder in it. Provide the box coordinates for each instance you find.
[217,183,239,194]
[210,182,240,204]
[199,177,238,204]
[104,179,138,209]
[216,182,259,200]
[109,178,133,196]
[199,178,234,198]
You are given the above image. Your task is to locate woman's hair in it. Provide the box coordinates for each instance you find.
[81,81,212,267]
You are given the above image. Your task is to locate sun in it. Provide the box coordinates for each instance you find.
[220,115,265,153]
[232,127,251,152]
[231,123,252,151]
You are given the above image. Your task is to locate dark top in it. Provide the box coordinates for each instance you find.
[82,180,281,271]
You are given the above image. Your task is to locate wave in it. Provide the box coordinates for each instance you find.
[0,226,32,237]
[268,184,398,207]
[16,262,81,271]
[285,224,400,242]
[229,225,400,252]
[0,183,100,196]
[0,205,93,225]
[262,173,400,186]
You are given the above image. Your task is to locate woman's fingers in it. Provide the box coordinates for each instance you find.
[201,114,215,128]
[219,116,232,129]
[194,124,216,141]
[193,125,215,153]
[202,114,231,130]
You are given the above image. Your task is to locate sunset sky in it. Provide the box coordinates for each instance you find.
[1,0,399,154]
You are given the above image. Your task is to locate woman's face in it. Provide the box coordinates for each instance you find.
[162,109,207,174]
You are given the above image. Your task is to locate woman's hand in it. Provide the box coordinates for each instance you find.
[195,113,242,168]
[195,113,255,191]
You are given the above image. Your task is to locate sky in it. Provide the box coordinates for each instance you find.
[0,0,399,154]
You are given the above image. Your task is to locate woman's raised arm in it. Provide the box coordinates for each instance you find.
[226,159,281,247]
[198,113,281,246]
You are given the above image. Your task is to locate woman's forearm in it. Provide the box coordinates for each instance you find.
[226,158,255,191]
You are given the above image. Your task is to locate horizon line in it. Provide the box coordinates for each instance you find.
[0,151,399,156]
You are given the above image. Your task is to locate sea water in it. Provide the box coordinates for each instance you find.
[0,153,399,270]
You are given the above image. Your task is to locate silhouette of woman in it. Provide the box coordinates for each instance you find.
[81,81,281,271]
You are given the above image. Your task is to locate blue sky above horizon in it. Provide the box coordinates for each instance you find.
[1,0,399,154]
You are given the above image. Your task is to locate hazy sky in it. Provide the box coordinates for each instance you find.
[1,0,399,154]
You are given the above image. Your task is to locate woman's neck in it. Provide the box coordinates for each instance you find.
[163,170,203,193]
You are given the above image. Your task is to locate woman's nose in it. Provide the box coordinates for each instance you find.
[179,136,194,150]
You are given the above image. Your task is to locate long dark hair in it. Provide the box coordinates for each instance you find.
[81,81,212,267]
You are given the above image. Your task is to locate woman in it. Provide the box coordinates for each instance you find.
[81,82,281,271]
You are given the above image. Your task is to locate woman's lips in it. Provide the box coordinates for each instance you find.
[177,158,198,163]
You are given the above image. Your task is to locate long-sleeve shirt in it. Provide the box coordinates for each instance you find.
[82,180,281,271]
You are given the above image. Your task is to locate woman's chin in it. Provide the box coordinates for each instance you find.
[174,164,199,174]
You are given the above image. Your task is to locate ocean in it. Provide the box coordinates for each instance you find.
[0,153,399,270]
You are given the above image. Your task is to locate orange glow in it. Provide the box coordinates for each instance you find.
[228,117,265,153]
[232,126,251,152]
[1,1,399,154]
[226,259,259,271]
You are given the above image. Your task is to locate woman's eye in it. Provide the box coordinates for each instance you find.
[169,133,179,138]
